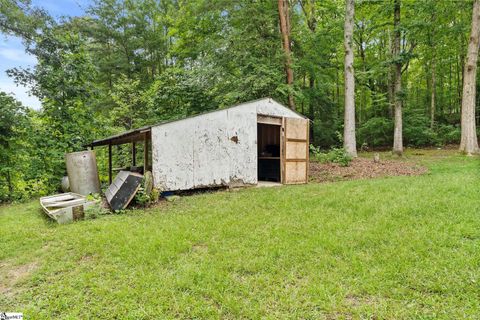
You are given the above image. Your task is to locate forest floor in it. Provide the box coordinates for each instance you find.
[309,156,428,182]
[1,148,479,319]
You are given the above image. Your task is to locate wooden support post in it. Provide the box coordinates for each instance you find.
[144,133,149,173]
[108,143,112,185]
[132,142,136,167]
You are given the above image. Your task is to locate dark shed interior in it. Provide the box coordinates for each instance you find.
[257,123,281,182]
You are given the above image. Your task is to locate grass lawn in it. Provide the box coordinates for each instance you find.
[1,149,479,319]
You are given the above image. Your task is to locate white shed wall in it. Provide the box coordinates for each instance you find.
[151,98,305,191]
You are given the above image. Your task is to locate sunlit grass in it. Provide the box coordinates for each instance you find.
[0,150,479,319]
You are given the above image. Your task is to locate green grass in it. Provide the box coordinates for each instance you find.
[1,150,479,319]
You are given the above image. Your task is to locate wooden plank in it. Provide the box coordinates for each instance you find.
[285,118,308,140]
[43,198,88,208]
[42,194,78,202]
[286,138,307,143]
[280,117,285,184]
[108,143,112,185]
[41,192,83,201]
[306,120,310,182]
[132,142,136,166]
[285,141,307,160]
[282,117,309,184]
[144,133,149,172]
[284,162,307,184]
[257,114,282,126]
[40,192,95,224]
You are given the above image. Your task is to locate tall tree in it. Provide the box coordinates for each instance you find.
[460,0,480,155]
[392,0,403,155]
[343,0,357,157]
[278,0,295,110]
[429,5,436,129]
[0,92,27,200]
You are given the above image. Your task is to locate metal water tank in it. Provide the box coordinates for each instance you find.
[61,176,70,192]
[65,150,101,195]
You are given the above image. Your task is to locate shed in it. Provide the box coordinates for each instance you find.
[90,98,310,191]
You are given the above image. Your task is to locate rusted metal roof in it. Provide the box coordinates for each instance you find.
[89,125,151,147]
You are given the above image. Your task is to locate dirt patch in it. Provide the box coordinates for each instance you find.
[79,254,97,263]
[191,242,208,253]
[0,261,38,296]
[309,157,427,183]
[344,293,378,307]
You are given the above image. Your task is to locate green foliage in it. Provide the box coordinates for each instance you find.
[0,0,476,202]
[134,186,162,207]
[403,113,439,147]
[357,117,394,148]
[0,93,52,201]
[84,202,109,220]
[310,144,353,167]
[311,117,341,148]
[133,186,151,207]
[437,124,461,145]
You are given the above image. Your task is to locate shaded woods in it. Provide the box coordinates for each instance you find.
[0,0,479,201]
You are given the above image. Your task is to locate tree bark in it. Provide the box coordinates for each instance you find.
[278,0,295,110]
[460,0,480,155]
[392,0,403,155]
[309,76,315,141]
[6,170,13,199]
[429,9,436,129]
[343,0,357,157]
[430,58,436,129]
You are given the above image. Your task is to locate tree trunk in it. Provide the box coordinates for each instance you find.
[6,170,13,200]
[343,0,357,157]
[278,0,295,110]
[392,0,403,155]
[429,8,436,129]
[460,0,480,154]
[430,58,436,129]
[309,76,315,141]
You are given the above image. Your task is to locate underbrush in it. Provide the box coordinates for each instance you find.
[310,145,353,167]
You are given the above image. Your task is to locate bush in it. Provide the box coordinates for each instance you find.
[310,145,353,167]
[403,114,439,147]
[436,124,460,145]
[84,202,109,220]
[357,117,393,148]
[311,119,341,148]
[134,172,161,207]
[358,115,446,148]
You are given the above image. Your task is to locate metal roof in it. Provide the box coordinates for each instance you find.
[89,97,308,147]
[89,125,152,147]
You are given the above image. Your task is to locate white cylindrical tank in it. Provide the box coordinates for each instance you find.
[65,150,101,195]
[61,176,70,192]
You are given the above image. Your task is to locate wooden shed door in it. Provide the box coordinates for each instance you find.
[281,117,309,184]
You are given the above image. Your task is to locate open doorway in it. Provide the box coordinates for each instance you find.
[257,122,281,182]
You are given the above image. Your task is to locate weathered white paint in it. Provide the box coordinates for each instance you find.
[193,111,230,187]
[226,106,257,186]
[151,98,306,191]
[254,99,303,119]
[152,118,195,190]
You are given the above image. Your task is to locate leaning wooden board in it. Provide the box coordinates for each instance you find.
[40,192,96,224]
[105,171,143,211]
